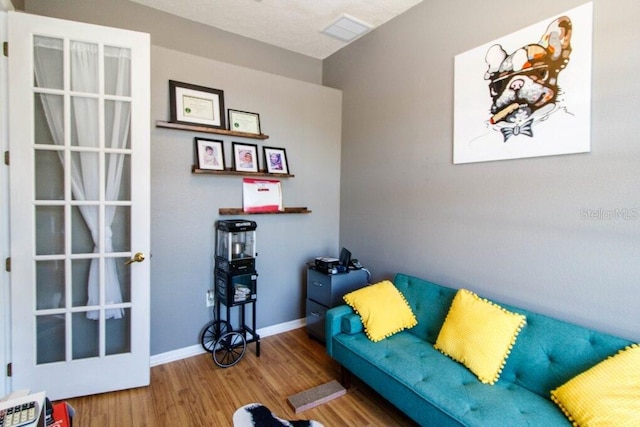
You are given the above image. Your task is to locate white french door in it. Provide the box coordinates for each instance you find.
[8,11,150,400]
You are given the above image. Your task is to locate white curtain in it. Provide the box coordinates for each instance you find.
[34,38,131,319]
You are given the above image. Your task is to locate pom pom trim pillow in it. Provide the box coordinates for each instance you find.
[550,344,640,426]
[434,289,526,385]
[343,280,417,342]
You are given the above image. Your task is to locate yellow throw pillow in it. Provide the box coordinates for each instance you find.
[434,289,526,385]
[551,344,640,426]
[343,280,417,342]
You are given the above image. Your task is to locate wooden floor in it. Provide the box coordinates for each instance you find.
[64,327,418,426]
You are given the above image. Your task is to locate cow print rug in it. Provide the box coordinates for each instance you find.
[232,403,324,427]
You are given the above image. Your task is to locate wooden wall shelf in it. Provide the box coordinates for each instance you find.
[156,120,269,140]
[219,207,311,215]
[158,120,308,215]
[192,166,294,178]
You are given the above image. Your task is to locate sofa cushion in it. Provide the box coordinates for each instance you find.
[344,280,417,342]
[435,289,526,385]
[333,331,571,426]
[393,273,457,343]
[550,344,640,425]
[343,280,417,342]
[496,305,632,398]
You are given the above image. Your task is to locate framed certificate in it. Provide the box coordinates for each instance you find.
[228,109,261,135]
[169,80,225,129]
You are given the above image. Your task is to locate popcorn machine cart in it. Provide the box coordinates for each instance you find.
[200,220,260,367]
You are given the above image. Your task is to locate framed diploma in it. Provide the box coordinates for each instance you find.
[169,80,226,129]
[228,109,261,135]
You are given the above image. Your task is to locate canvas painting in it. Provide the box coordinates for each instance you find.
[453,2,593,164]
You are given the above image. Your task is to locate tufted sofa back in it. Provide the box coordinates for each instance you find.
[393,273,632,398]
[394,273,456,343]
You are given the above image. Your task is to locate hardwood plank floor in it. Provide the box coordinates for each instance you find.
[63,327,418,426]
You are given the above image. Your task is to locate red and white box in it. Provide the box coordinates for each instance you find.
[242,178,283,213]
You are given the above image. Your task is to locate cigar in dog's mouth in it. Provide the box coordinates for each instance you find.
[490,103,520,124]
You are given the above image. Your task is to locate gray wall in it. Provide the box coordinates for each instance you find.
[24,0,322,84]
[324,0,640,341]
[23,0,342,356]
[149,46,341,354]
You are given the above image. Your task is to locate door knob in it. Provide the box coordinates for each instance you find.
[125,252,145,265]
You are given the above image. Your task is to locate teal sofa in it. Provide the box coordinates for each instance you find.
[325,273,632,426]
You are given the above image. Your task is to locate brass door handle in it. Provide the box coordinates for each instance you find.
[125,252,145,265]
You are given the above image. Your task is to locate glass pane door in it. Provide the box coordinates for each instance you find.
[9,11,150,399]
[33,37,134,364]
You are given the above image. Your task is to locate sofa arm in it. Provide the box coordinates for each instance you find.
[325,305,355,357]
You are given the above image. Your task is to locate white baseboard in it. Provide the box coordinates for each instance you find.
[150,317,306,367]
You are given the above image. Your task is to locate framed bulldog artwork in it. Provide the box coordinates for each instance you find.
[453,2,593,164]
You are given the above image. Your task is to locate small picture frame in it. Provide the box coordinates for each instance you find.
[169,80,225,129]
[263,146,289,174]
[228,109,261,135]
[195,137,225,171]
[232,142,259,173]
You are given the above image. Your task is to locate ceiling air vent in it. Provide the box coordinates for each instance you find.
[321,14,373,42]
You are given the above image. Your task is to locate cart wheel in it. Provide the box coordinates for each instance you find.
[213,331,247,368]
[200,320,231,353]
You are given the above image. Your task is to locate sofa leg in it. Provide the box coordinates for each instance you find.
[340,366,352,389]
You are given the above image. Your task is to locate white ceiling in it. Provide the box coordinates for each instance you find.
[129,0,423,59]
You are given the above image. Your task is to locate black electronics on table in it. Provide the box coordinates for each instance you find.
[314,247,355,275]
